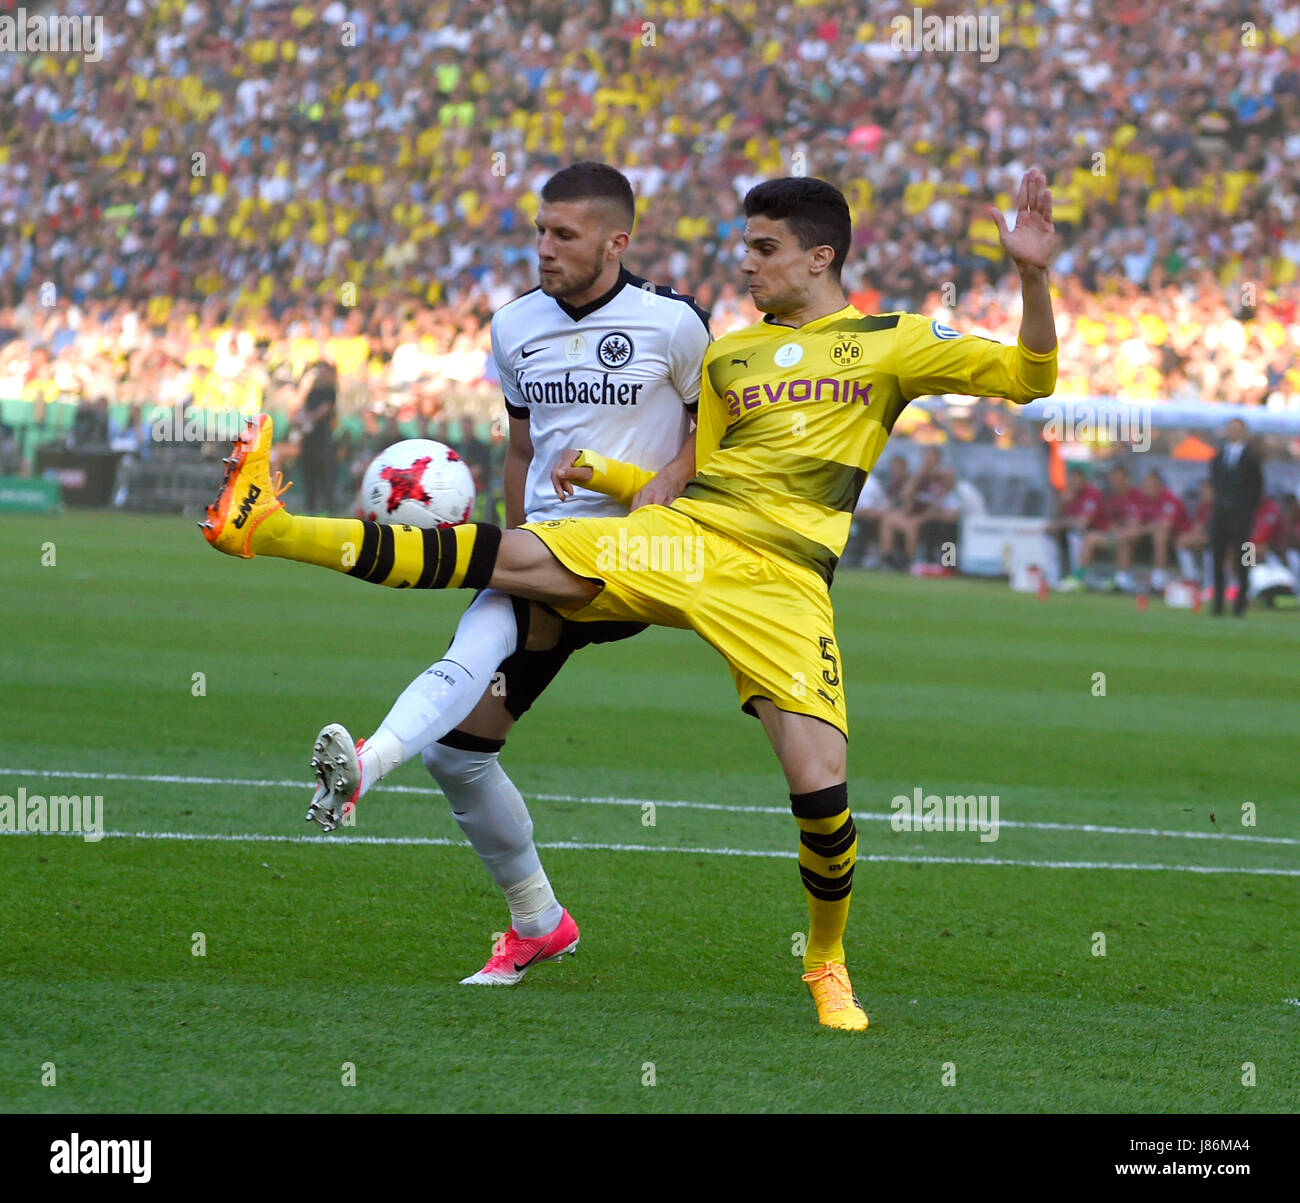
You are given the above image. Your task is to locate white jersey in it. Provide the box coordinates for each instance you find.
[491,266,711,521]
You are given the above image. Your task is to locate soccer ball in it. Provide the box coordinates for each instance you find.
[358,439,476,528]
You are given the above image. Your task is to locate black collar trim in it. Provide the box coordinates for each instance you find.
[555,266,632,322]
[762,304,854,330]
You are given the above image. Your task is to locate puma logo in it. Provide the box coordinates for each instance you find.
[231,483,261,529]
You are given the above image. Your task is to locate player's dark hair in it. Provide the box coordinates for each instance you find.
[541,162,636,230]
[742,177,851,279]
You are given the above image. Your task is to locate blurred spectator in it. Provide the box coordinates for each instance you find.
[70,396,109,449]
[1280,494,1300,580]
[878,447,952,569]
[1048,466,1104,589]
[1134,469,1189,591]
[1250,493,1284,565]
[109,401,149,455]
[1076,463,1145,590]
[873,455,912,569]
[0,418,19,474]
[452,415,491,496]
[1176,479,1215,583]
[921,467,971,564]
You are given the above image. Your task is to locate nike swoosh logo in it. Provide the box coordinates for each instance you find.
[513,946,550,973]
[520,345,545,358]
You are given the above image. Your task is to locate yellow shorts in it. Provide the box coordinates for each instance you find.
[521,505,847,736]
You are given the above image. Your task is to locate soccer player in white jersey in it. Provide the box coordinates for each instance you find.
[306,162,710,984]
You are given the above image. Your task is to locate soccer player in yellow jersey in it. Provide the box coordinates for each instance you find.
[202,170,1059,1031]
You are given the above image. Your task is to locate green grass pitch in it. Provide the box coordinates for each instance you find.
[2,510,1297,1112]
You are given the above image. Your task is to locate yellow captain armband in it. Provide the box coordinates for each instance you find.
[571,449,658,505]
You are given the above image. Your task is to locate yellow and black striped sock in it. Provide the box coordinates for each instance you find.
[791,783,857,971]
[253,512,501,590]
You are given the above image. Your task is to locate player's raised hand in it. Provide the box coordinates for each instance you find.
[552,448,593,500]
[990,167,1058,272]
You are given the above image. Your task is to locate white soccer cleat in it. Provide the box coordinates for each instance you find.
[306,723,363,833]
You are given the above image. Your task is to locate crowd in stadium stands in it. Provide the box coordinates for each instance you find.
[1,0,1298,450]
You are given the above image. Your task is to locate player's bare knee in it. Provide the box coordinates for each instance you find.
[785,753,847,796]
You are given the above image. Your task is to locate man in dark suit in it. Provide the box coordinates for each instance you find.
[1209,418,1263,616]
[293,361,338,514]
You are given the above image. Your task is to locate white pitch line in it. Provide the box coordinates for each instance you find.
[1,766,1296,848]
[1,828,1298,877]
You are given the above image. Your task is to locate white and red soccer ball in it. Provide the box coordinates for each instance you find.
[359,439,476,528]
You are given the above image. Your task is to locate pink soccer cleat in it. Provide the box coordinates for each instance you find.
[461,909,580,986]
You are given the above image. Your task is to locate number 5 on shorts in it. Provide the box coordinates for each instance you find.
[818,636,840,687]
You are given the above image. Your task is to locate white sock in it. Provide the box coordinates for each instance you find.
[422,740,563,938]
[357,590,519,796]
[1286,548,1300,579]
[358,727,405,795]
[1177,547,1196,580]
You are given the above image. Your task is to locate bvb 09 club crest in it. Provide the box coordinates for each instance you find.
[830,336,861,367]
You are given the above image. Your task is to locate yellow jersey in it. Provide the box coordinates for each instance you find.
[671,306,1057,583]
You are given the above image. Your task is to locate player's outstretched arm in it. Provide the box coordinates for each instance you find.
[891,169,1059,407]
[990,166,1058,356]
